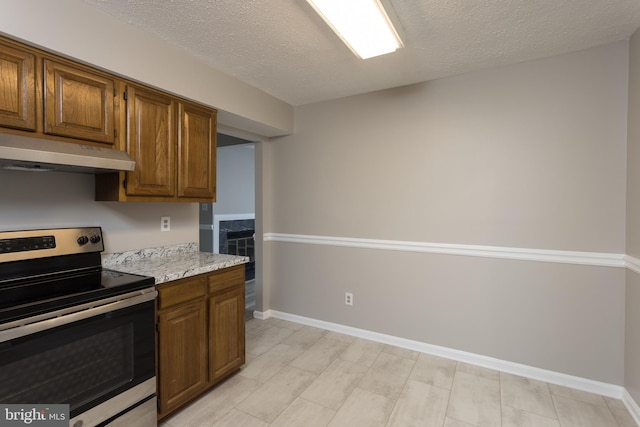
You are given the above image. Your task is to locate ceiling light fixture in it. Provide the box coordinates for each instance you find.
[306,0,403,59]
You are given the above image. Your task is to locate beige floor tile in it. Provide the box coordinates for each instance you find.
[553,394,619,427]
[244,351,257,366]
[261,317,286,327]
[603,397,639,427]
[290,336,351,374]
[456,362,500,381]
[245,325,296,356]
[245,318,269,338]
[339,338,385,367]
[281,325,327,350]
[211,408,269,427]
[548,383,607,407]
[409,352,457,390]
[500,372,556,419]
[386,379,449,427]
[162,375,261,427]
[443,417,478,426]
[301,358,369,410]
[502,406,560,427]
[447,371,501,427]
[239,343,305,383]
[358,351,415,399]
[327,387,396,427]
[236,366,317,422]
[276,319,306,331]
[382,344,420,361]
[270,397,336,427]
[323,331,357,344]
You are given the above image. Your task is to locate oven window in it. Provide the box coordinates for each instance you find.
[0,301,154,417]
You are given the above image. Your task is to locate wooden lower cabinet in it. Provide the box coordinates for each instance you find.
[156,265,246,420]
[209,284,245,383]
[157,300,207,415]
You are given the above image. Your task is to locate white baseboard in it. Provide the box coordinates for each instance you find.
[622,389,640,426]
[253,309,633,404]
[252,310,268,320]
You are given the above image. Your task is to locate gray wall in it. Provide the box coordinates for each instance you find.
[213,144,256,215]
[0,169,198,253]
[626,28,640,403]
[265,42,629,384]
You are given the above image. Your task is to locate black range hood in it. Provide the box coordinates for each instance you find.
[0,134,135,174]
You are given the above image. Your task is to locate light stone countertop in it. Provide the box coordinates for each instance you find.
[102,242,249,285]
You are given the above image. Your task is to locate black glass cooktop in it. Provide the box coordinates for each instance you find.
[0,268,155,323]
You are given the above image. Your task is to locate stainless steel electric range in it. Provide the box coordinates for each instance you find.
[0,227,157,427]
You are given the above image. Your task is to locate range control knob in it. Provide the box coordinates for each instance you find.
[77,236,89,246]
[90,235,101,244]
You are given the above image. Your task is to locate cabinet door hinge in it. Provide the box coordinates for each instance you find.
[114,129,117,138]
[123,91,128,100]
[113,88,117,97]
[123,180,127,190]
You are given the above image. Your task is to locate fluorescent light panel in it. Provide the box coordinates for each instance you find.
[307,0,403,59]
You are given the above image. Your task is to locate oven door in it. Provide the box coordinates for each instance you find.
[0,290,157,424]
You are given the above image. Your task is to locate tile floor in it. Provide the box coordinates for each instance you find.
[160,317,638,427]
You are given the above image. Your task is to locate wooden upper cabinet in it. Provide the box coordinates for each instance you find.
[43,59,115,144]
[0,36,219,203]
[178,102,216,199]
[0,41,36,131]
[125,85,177,197]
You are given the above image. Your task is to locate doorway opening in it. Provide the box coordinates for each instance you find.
[199,133,256,319]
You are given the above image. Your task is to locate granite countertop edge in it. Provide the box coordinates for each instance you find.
[102,242,249,285]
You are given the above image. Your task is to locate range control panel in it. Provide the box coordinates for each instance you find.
[0,235,56,254]
[0,227,104,262]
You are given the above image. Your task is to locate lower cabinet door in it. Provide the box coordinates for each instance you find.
[157,300,207,416]
[208,286,245,383]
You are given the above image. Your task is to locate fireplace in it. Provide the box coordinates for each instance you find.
[214,214,255,281]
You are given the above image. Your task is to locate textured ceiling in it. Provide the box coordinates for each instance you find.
[82,0,640,106]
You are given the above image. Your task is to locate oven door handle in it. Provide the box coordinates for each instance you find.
[0,289,157,343]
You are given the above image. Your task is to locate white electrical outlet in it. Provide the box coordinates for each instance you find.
[345,292,353,306]
[161,216,171,232]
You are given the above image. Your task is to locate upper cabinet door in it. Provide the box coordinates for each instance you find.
[44,59,115,144]
[178,102,216,199]
[0,41,35,131]
[126,85,177,197]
